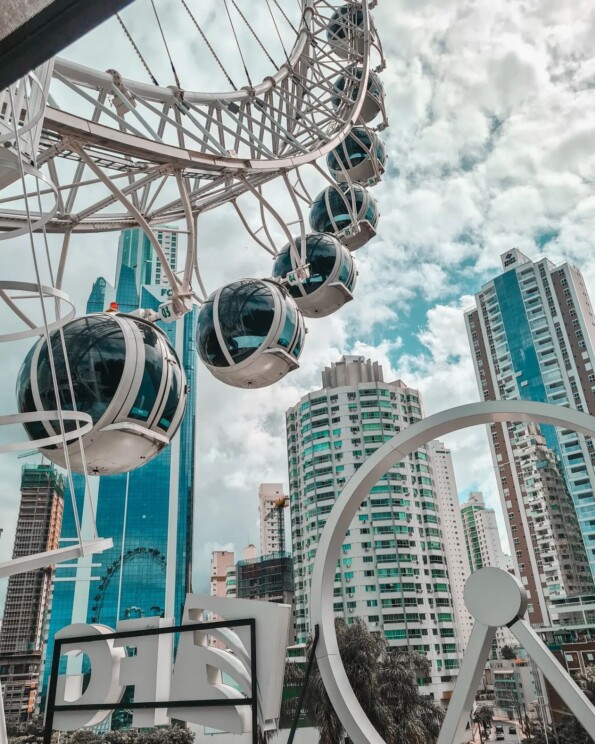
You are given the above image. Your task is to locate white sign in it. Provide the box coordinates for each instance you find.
[51,594,291,734]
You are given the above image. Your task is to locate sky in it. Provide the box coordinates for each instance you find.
[3,0,595,607]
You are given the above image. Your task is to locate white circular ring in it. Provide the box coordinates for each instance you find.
[0,410,93,453]
[0,72,47,144]
[310,400,595,744]
[0,281,75,342]
[464,567,527,627]
[0,152,59,240]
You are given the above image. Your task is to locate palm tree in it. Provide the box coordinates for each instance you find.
[473,705,493,743]
[578,667,595,704]
[287,618,444,744]
[520,669,595,744]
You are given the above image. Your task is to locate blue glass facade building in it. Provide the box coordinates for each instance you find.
[466,248,595,597]
[40,228,196,704]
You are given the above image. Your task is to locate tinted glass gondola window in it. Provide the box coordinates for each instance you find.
[130,322,164,421]
[197,297,227,367]
[16,344,48,442]
[34,316,126,431]
[278,299,297,349]
[159,350,183,432]
[218,280,276,363]
[303,235,338,294]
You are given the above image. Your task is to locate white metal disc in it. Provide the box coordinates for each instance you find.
[464,568,527,628]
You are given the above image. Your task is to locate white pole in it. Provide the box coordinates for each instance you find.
[0,679,8,744]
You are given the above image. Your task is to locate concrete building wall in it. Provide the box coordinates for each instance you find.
[429,441,473,652]
[490,658,539,719]
[465,248,595,626]
[0,465,64,721]
[287,355,462,703]
[259,483,287,556]
[210,551,235,598]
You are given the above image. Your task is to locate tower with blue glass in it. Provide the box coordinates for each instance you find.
[465,248,595,626]
[40,227,196,704]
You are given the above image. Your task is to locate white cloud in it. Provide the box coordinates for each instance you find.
[6,0,595,602]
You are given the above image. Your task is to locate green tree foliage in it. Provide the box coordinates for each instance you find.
[284,618,444,744]
[500,645,517,660]
[8,723,195,744]
[521,668,595,744]
[473,705,493,741]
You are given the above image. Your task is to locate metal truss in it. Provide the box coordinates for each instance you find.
[1,1,385,232]
[0,0,388,579]
[0,0,388,313]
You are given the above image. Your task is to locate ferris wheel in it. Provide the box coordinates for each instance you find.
[0,0,388,480]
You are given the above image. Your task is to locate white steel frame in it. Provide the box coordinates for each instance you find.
[0,0,388,334]
[310,400,595,744]
[0,3,384,737]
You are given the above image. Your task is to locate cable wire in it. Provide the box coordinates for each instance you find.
[271,0,299,34]
[265,0,291,66]
[150,0,183,90]
[223,0,252,87]
[230,0,278,70]
[8,87,84,552]
[179,0,237,90]
[22,82,97,536]
[116,13,160,87]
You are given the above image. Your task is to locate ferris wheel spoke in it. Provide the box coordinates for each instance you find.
[0,0,391,501]
[178,0,238,90]
[53,71,152,140]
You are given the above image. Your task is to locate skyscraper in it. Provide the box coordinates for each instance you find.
[465,248,595,625]
[235,553,294,606]
[459,492,517,652]
[0,465,64,721]
[210,551,235,598]
[115,225,179,290]
[429,441,473,652]
[287,356,461,702]
[41,227,197,703]
[460,492,506,573]
[259,483,287,556]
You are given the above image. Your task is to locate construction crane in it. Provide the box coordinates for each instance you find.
[264,495,288,555]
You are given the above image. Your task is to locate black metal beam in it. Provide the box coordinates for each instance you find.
[43,617,259,744]
[287,624,319,744]
[0,0,136,91]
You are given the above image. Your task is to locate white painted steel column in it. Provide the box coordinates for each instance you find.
[511,618,595,736]
[0,680,7,744]
[310,400,595,744]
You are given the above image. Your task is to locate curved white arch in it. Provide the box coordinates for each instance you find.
[47,1,373,172]
[310,400,595,744]
[53,2,315,106]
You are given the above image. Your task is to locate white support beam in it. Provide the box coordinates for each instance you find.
[0,538,113,579]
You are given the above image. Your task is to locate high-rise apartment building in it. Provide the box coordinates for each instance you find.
[0,465,64,721]
[459,491,517,653]
[460,492,506,573]
[210,551,235,598]
[225,565,237,598]
[512,426,593,593]
[115,225,179,290]
[236,553,294,606]
[242,544,257,561]
[41,227,197,704]
[259,483,287,556]
[429,441,473,652]
[465,248,595,625]
[489,657,540,719]
[287,356,461,702]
